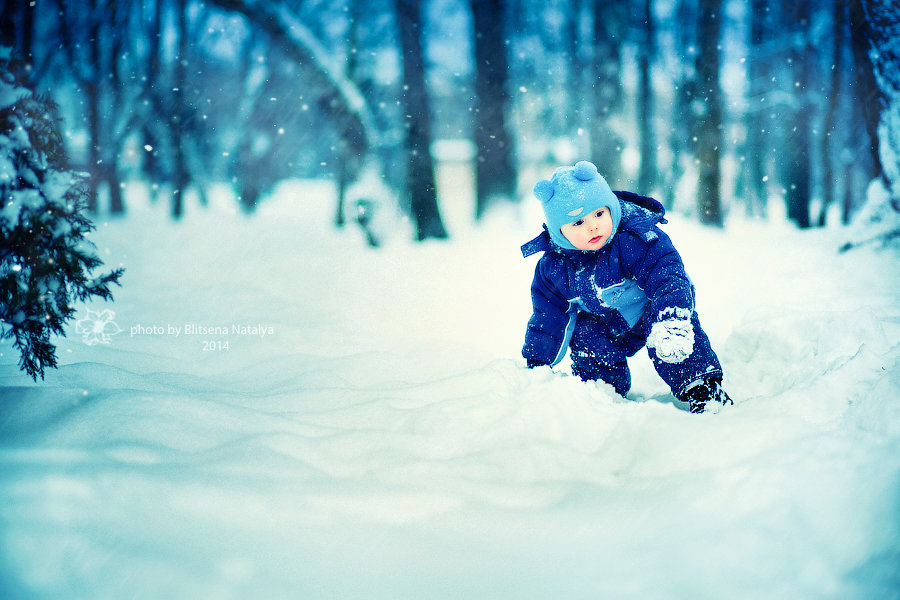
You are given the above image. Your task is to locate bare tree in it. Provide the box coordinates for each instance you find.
[56,0,130,215]
[662,0,698,211]
[693,0,724,225]
[470,0,517,220]
[818,0,845,226]
[210,0,379,176]
[590,0,624,186]
[743,0,772,218]
[396,0,448,240]
[0,2,35,68]
[848,0,896,192]
[636,0,657,195]
[169,0,190,218]
[334,0,362,228]
[783,0,812,228]
[841,0,900,250]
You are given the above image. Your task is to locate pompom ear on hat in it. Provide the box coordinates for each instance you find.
[572,160,598,181]
[533,179,555,202]
[532,160,621,251]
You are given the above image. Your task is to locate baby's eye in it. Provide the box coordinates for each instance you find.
[572,219,584,226]
[595,209,605,217]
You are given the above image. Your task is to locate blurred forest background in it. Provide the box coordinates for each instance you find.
[1,0,897,242]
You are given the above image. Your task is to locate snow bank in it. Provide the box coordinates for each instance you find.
[1,184,898,599]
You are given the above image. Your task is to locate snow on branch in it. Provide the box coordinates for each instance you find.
[0,50,124,380]
[208,0,380,155]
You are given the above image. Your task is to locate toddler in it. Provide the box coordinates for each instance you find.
[521,160,732,413]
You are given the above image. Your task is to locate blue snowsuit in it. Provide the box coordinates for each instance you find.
[521,191,722,397]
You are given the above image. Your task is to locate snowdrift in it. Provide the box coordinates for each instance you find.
[1,184,899,599]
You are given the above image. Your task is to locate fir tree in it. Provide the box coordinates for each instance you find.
[0,48,123,380]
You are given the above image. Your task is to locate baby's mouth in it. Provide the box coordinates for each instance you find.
[590,236,603,244]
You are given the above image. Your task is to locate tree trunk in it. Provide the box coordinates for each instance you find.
[108,0,126,215]
[637,0,656,195]
[171,0,189,219]
[784,0,811,229]
[852,0,900,201]
[819,0,845,226]
[663,0,697,210]
[0,2,35,67]
[84,0,103,214]
[744,0,770,217]
[838,0,899,251]
[590,0,624,186]
[848,0,887,185]
[396,0,447,240]
[21,1,34,69]
[0,4,15,50]
[335,3,361,228]
[140,0,166,205]
[470,0,517,220]
[694,0,724,226]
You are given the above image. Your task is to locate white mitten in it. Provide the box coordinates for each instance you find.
[647,314,694,363]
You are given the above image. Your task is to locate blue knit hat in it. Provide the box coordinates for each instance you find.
[533,160,621,250]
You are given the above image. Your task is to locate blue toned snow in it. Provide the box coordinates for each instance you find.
[1,179,899,599]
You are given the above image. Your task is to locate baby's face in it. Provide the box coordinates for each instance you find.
[560,207,613,251]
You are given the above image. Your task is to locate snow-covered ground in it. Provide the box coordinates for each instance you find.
[1,180,899,599]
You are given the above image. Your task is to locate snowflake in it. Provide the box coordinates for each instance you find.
[74,309,123,345]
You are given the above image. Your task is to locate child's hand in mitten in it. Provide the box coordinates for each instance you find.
[647,314,694,363]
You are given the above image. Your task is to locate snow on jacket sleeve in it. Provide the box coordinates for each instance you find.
[619,226,695,322]
[522,256,572,366]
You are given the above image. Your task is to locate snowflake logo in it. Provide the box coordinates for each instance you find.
[74,309,123,346]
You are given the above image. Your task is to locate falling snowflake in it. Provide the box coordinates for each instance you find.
[74,309,123,345]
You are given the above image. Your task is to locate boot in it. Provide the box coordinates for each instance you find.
[682,378,733,414]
